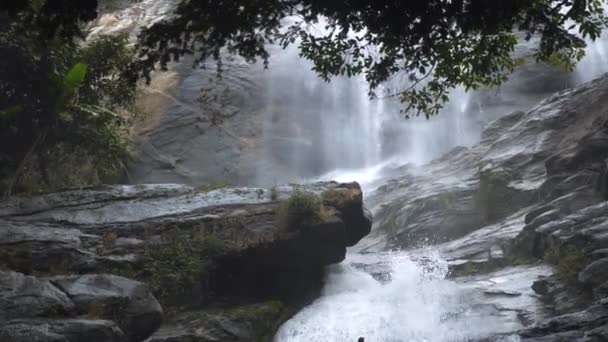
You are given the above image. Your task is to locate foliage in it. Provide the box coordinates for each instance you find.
[544,244,592,287]
[270,186,279,201]
[475,165,514,222]
[223,301,289,342]
[142,233,230,307]
[0,2,139,195]
[136,0,608,117]
[321,189,353,207]
[194,182,228,193]
[277,187,322,230]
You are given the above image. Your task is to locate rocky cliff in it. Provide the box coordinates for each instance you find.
[367,75,608,341]
[0,182,371,341]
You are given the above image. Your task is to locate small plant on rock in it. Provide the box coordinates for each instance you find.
[270,186,279,201]
[544,244,592,287]
[276,187,322,231]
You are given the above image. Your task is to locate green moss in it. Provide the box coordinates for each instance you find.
[448,259,507,278]
[384,213,399,238]
[321,188,352,207]
[508,254,539,266]
[194,182,228,193]
[224,301,285,320]
[474,164,514,222]
[222,301,293,342]
[142,232,231,310]
[544,245,591,287]
[270,186,279,201]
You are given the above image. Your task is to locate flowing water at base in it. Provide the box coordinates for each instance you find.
[275,251,551,342]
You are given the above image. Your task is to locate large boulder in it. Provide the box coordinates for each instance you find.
[0,270,75,320]
[0,181,371,341]
[51,274,163,342]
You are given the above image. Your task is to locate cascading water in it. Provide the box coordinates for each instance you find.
[274,250,551,342]
[272,25,608,342]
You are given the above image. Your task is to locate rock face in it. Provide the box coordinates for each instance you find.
[51,274,163,342]
[363,75,608,341]
[0,181,371,341]
[0,319,126,342]
[0,271,75,320]
[368,76,608,251]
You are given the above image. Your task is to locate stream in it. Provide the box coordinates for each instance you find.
[275,251,551,342]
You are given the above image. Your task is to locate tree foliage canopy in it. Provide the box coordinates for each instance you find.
[137,0,608,116]
[2,0,608,193]
[1,0,138,194]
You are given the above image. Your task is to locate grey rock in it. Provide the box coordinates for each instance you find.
[0,271,75,320]
[144,301,286,342]
[578,258,608,288]
[525,206,557,225]
[369,76,608,251]
[520,299,608,340]
[0,318,126,342]
[51,274,163,342]
[590,248,608,260]
[0,222,97,275]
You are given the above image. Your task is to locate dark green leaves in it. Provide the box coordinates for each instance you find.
[136,0,608,117]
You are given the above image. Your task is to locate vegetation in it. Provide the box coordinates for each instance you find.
[276,187,322,231]
[544,244,592,287]
[136,0,608,116]
[270,187,279,201]
[1,1,139,195]
[194,182,228,193]
[223,301,290,342]
[142,232,230,308]
[475,165,514,222]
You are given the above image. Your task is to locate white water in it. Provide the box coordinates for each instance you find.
[274,251,541,342]
[274,28,608,342]
[275,253,465,342]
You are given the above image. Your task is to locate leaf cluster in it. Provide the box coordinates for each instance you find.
[0,3,139,194]
[136,0,608,117]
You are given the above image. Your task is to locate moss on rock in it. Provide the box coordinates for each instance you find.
[141,232,233,311]
[475,164,515,222]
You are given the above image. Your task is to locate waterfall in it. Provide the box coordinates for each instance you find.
[256,44,480,186]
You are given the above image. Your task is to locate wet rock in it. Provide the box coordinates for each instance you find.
[525,206,558,225]
[578,258,608,288]
[144,301,287,342]
[370,76,608,251]
[520,299,608,341]
[0,318,126,342]
[0,223,97,275]
[51,274,163,342]
[530,275,589,315]
[532,279,550,296]
[477,164,533,222]
[0,181,371,339]
[483,290,522,297]
[590,248,608,260]
[0,182,370,277]
[0,270,75,320]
